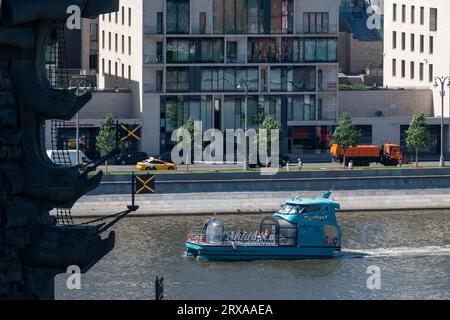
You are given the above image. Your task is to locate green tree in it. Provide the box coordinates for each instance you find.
[258,116,282,161]
[166,102,180,130]
[179,117,202,163]
[96,112,116,174]
[406,112,431,167]
[330,112,361,166]
[182,117,195,142]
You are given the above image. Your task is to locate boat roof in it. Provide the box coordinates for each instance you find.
[285,193,340,209]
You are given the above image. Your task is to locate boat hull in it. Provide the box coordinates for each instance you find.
[186,242,341,261]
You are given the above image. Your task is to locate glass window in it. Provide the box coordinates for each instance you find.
[303,12,329,34]
[166,69,177,92]
[224,97,237,129]
[213,0,224,33]
[167,0,190,34]
[224,68,236,91]
[178,68,189,91]
[236,0,247,33]
[248,38,279,63]
[166,39,177,62]
[429,8,437,31]
[281,38,293,63]
[316,39,327,62]
[278,204,298,214]
[420,7,424,25]
[213,39,224,62]
[201,96,213,131]
[178,40,190,62]
[294,67,316,92]
[316,12,322,33]
[190,98,201,121]
[247,0,260,34]
[322,13,329,33]
[227,41,238,63]
[166,68,190,92]
[393,4,397,21]
[201,39,212,62]
[90,24,98,41]
[271,0,282,33]
[224,0,236,33]
[270,68,282,91]
[327,39,337,61]
[429,64,433,82]
[236,68,247,91]
[178,0,190,33]
[247,68,259,88]
[303,13,310,33]
[166,1,177,33]
[292,96,304,121]
[201,69,212,91]
[282,0,293,34]
[305,39,316,62]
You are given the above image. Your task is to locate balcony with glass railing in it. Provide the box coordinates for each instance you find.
[226,54,247,64]
[191,24,212,35]
[144,55,164,64]
[144,25,164,35]
[318,82,338,92]
[143,82,163,93]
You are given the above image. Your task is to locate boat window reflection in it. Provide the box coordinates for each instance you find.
[278,204,305,214]
[278,204,324,215]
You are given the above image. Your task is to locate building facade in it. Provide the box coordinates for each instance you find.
[383,0,450,117]
[98,0,340,157]
[339,88,450,158]
[339,0,383,75]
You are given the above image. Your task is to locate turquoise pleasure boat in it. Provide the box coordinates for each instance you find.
[185,192,342,260]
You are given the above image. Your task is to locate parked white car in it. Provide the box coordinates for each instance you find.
[46,150,90,166]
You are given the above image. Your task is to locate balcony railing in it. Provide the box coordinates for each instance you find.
[144,56,164,64]
[143,83,163,93]
[144,25,164,35]
[191,25,212,35]
[318,82,338,92]
[226,54,247,64]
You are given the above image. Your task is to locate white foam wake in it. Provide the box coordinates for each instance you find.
[342,245,450,258]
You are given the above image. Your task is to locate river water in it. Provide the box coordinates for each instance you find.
[56,210,450,300]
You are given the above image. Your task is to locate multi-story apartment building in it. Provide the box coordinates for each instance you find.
[98,0,339,157]
[64,18,100,83]
[384,0,450,118]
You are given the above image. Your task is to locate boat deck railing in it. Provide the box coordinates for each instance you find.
[187,231,278,247]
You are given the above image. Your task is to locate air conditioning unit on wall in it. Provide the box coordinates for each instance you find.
[376,110,383,117]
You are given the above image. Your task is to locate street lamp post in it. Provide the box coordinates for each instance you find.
[434,76,450,167]
[237,79,257,171]
[71,79,92,166]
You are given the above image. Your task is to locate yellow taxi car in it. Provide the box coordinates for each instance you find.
[136,157,177,171]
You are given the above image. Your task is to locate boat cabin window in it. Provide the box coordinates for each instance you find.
[260,216,298,246]
[279,204,322,214]
[304,205,321,213]
[279,204,298,214]
[202,217,224,244]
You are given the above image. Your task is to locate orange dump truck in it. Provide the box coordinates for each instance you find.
[330,144,405,166]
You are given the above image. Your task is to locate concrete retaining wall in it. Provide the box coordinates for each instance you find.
[90,168,450,195]
[72,188,450,217]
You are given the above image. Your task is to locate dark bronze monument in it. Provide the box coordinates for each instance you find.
[0,0,120,299]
